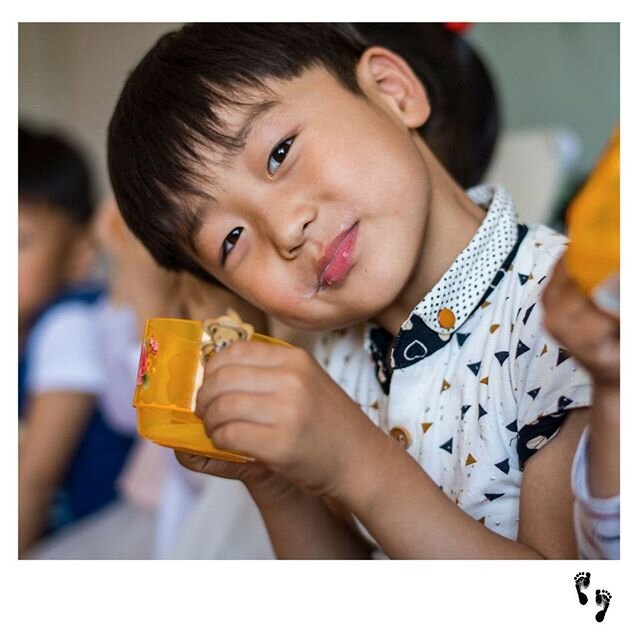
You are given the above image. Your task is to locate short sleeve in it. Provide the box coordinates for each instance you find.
[511,273,591,469]
[571,428,620,559]
[26,301,104,395]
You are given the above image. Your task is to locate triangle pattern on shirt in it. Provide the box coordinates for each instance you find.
[495,351,509,366]
[495,458,510,474]
[516,340,531,358]
[465,453,477,466]
[518,273,530,285]
[558,395,573,410]
[421,422,433,433]
[467,361,482,376]
[461,404,471,418]
[505,420,518,433]
[440,438,453,454]
[557,348,572,366]
[527,387,541,400]
[484,492,505,501]
[523,303,536,326]
[456,332,471,347]
[479,404,488,418]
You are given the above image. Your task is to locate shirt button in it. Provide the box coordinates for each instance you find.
[390,426,412,450]
[438,307,456,330]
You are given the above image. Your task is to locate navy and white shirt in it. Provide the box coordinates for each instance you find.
[313,185,591,544]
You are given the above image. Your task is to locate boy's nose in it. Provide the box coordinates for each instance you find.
[271,204,316,258]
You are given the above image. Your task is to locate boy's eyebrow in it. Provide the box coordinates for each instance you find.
[230,98,282,150]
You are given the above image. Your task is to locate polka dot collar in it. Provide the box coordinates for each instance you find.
[414,184,519,335]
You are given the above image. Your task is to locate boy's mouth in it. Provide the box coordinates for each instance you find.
[317,222,359,290]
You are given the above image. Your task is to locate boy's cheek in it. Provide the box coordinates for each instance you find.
[244,281,309,326]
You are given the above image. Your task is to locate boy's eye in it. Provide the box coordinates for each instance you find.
[267,137,294,176]
[221,227,244,265]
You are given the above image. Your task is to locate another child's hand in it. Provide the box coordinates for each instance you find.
[194,341,380,497]
[542,258,619,389]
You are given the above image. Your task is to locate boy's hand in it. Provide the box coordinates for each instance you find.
[194,341,380,497]
[542,259,619,389]
[174,451,297,502]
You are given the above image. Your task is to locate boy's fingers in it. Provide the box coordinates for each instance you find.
[174,450,246,479]
[542,258,619,345]
[196,364,282,416]
[204,340,292,376]
[201,392,277,435]
[174,451,221,475]
[570,302,619,341]
[210,420,275,461]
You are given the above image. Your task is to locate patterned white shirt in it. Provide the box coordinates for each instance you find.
[313,185,591,548]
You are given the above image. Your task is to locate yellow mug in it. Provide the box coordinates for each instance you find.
[132,316,290,462]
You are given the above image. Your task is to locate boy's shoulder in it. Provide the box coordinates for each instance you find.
[502,222,569,312]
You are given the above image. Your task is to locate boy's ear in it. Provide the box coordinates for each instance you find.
[356,46,431,129]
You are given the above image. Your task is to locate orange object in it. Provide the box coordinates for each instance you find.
[133,316,290,462]
[565,127,620,297]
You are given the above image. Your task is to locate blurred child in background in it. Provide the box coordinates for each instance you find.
[29,195,274,558]
[26,194,180,559]
[18,124,135,555]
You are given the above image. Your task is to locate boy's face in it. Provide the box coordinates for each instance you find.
[18,202,81,326]
[191,62,432,330]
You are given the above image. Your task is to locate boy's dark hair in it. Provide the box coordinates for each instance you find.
[108,23,499,284]
[108,23,367,283]
[19,124,95,225]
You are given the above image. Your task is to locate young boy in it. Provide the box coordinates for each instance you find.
[108,24,591,558]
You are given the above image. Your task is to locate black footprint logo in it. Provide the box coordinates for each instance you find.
[595,589,612,622]
[574,571,591,605]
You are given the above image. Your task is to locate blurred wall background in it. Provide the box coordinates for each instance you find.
[19,23,180,195]
[468,23,619,171]
[19,22,620,198]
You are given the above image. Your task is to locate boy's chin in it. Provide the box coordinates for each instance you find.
[275,307,382,334]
